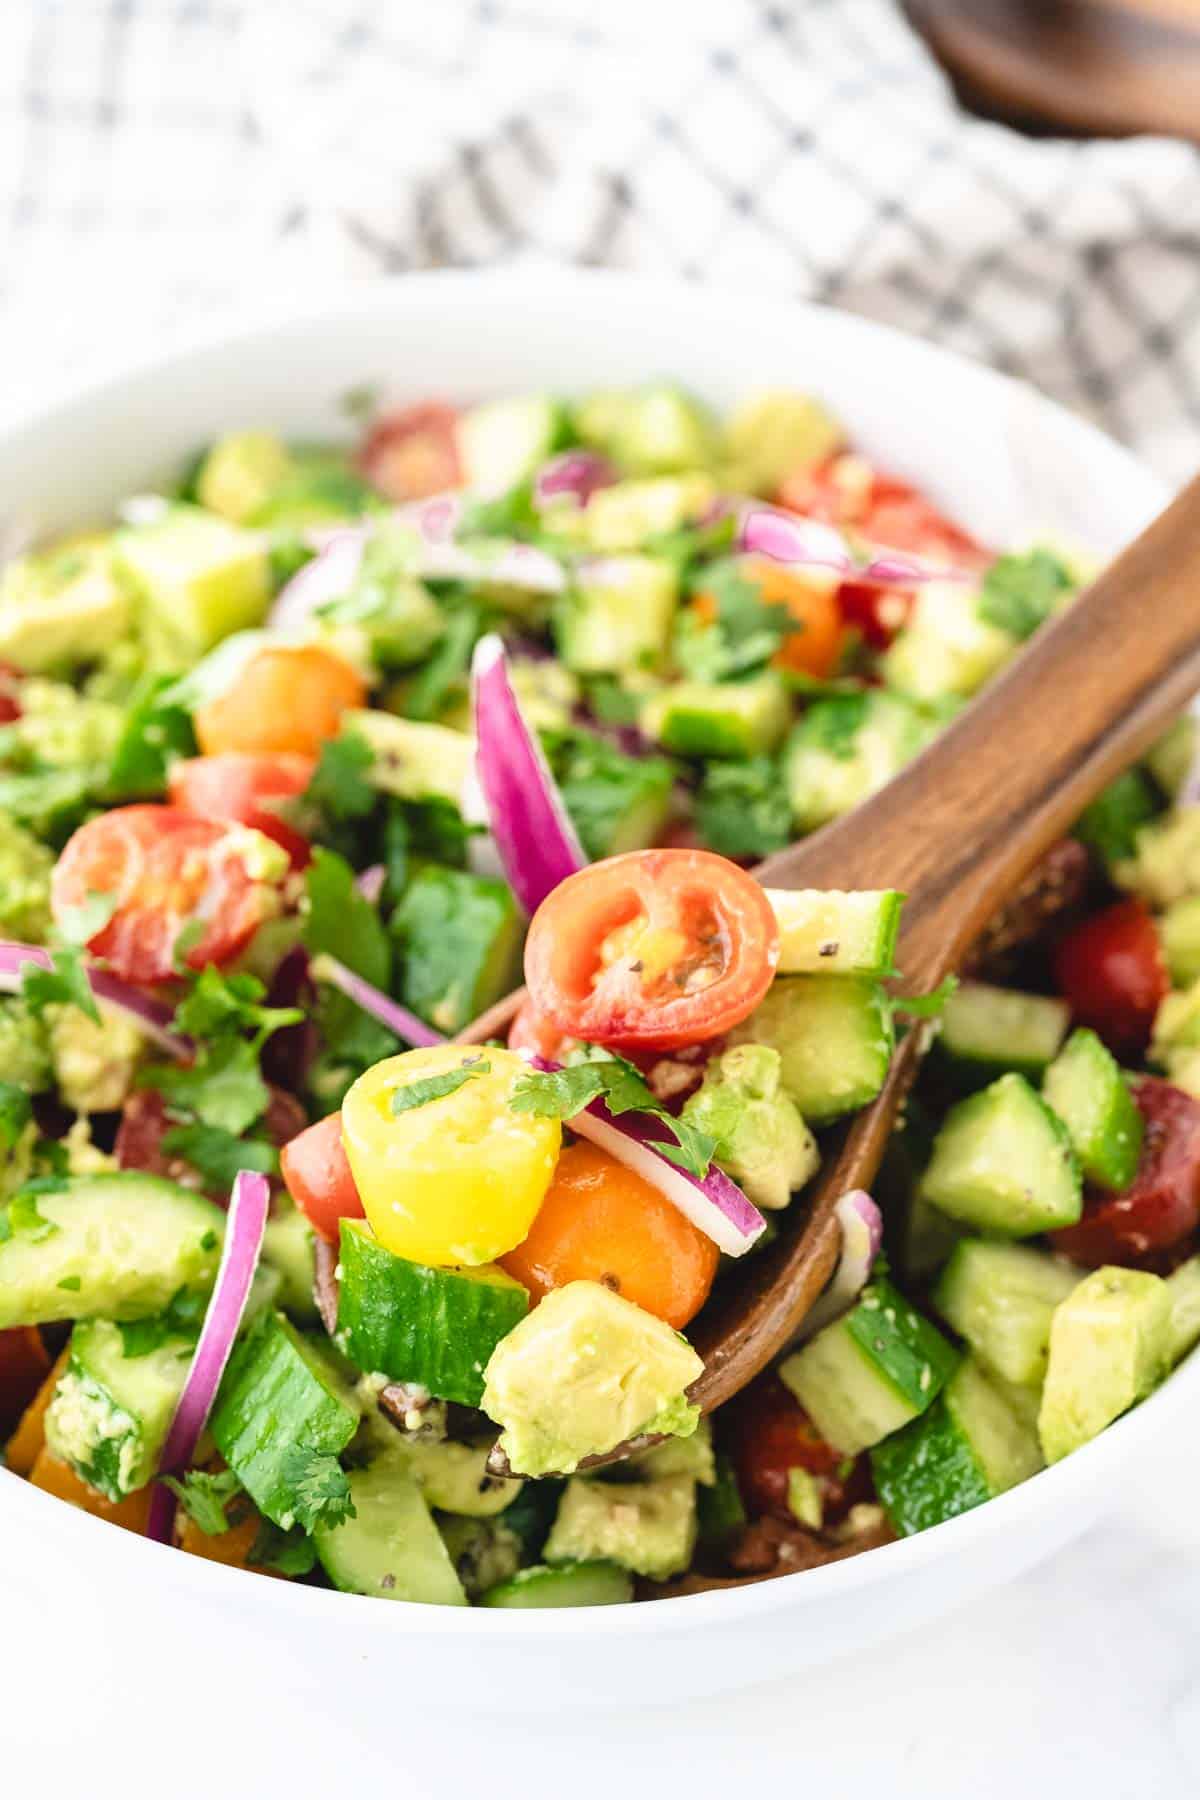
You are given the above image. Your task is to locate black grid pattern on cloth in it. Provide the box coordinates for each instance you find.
[2,0,1199,482]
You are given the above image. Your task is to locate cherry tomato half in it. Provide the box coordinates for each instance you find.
[1052,899,1168,1057]
[725,1373,869,1527]
[51,804,282,985]
[1052,1077,1200,1267]
[194,644,366,761]
[507,997,578,1063]
[169,752,315,866]
[500,1142,719,1329]
[358,402,462,503]
[777,453,990,569]
[0,661,22,724]
[279,1110,365,1244]
[524,848,779,1053]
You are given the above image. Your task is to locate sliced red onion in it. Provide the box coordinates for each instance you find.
[419,537,566,593]
[795,1189,884,1342]
[471,634,586,917]
[0,941,190,1059]
[355,864,386,906]
[392,491,465,545]
[738,505,967,589]
[315,953,444,1048]
[533,450,616,511]
[269,529,365,631]
[146,1170,270,1545]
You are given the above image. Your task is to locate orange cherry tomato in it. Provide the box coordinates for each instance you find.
[169,752,315,866]
[280,1111,365,1244]
[194,644,366,759]
[500,1142,719,1328]
[692,556,844,679]
[524,848,779,1053]
[51,804,280,984]
[358,401,462,502]
[0,1327,49,1436]
[28,1449,153,1534]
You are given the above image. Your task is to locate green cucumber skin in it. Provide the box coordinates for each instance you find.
[1042,1028,1143,1192]
[479,1560,633,1608]
[844,1278,960,1415]
[336,1220,529,1408]
[210,1309,359,1526]
[920,1073,1082,1237]
[870,1395,991,1536]
[46,1321,193,1502]
[315,1462,468,1607]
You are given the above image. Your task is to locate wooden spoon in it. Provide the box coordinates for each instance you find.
[461,472,1200,1433]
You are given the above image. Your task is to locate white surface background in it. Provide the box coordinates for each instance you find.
[1,3,1199,1792]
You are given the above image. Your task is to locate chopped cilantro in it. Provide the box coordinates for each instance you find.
[279,1445,356,1533]
[0,1082,32,1151]
[248,1519,318,1575]
[116,1287,207,1358]
[541,728,676,862]
[401,600,484,723]
[892,975,959,1019]
[304,846,392,989]
[20,944,100,1026]
[582,676,642,728]
[457,483,539,540]
[510,1054,715,1179]
[304,733,377,825]
[796,691,868,762]
[674,558,793,684]
[56,1275,82,1292]
[694,756,792,861]
[171,965,302,1047]
[390,1056,490,1115]
[162,1468,242,1536]
[161,1122,280,1191]
[105,674,196,799]
[146,1036,270,1136]
[977,548,1075,641]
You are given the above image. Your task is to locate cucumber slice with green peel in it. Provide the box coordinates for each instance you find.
[43,1319,193,1501]
[1165,1256,1200,1365]
[933,1240,1081,1387]
[729,974,894,1125]
[554,555,679,675]
[919,1074,1082,1237]
[784,689,928,832]
[871,1356,1044,1537]
[457,395,565,493]
[1043,1028,1144,1190]
[779,1276,959,1455]
[641,671,790,759]
[1160,896,1200,989]
[336,1220,529,1408]
[210,1310,360,1527]
[480,1560,633,1609]
[766,888,903,978]
[0,1174,224,1329]
[392,865,524,1036]
[1038,1267,1171,1464]
[314,1461,467,1606]
[347,710,473,807]
[1075,768,1162,871]
[114,503,272,663]
[939,981,1070,1082]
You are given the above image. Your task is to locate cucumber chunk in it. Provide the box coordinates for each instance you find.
[779,1276,958,1455]
[882,580,1017,703]
[1160,896,1200,990]
[347,710,473,808]
[43,1319,192,1501]
[544,1472,697,1582]
[642,671,790,758]
[336,1219,529,1408]
[721,390,843,495]
[1165,1256,1200,1365]
[1038,1267,1171,1463]
[784,689,929,832]
[920,1073,1082,1237]
[1042,1028,1144,1190]
[392,866,524,1036]
[554,555,679,675]
[480,1560,633,1609]
[260,1198,318,1325]
[766,888,902,979]
[314,1460,467,1606]
[939,981,1070,1082]
[457,395,564,493]
[210,1309,360,1526]
[0,1174,224,1329]
[729,974,894,1125]
[933,1239,1080,1387]
[871,1357,1043,1536]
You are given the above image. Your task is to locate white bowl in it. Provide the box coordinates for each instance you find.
[0,269,1184,1709]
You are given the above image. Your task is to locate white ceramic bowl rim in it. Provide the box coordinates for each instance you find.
[0,267,1185,1643]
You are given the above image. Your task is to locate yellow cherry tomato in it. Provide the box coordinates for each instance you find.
[341,1046,561,1268]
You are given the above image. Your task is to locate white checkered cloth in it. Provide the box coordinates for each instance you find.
[2,0,1199,483]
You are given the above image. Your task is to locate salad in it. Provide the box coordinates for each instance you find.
[2,380,1199,1608]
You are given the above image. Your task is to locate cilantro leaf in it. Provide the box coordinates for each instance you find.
[694,756,792,860]
[892,975,959,1019]
[304,733,377,825]
[57,1275,82,1292]
[248,1520,318,1576]
[105,674,196,799]
[0,1188,60,1245]
[401,600,484,723]
[117,1287,207,1358]
[541,728,676,863]
[161,1122,280,1191]
[171,965,301,1047]
[145,1036,270,1136]
[304,846,392,989]
[389,1055,490,1116]
[509,1055,715,1179]
[162,1468,242,1536]
[279,1445,356,1533]
[977,548,1075,641]
[674,559,792,684]
[795,692,869,763]
[0,1082,32,1151]
[20,944,100,1026]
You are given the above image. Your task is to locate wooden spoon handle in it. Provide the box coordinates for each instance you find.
[758,470,1200,991]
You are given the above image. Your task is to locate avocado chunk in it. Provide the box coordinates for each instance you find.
[44,1318,191,1501]
[784,689,929,832]
[1145,716,1197,801]
[346,709,473,808]
[681,1043,818,1211]
[544,1471,698,1581]
[555,555,680,676]
[1116,806,1200,907]
[0,539,132,672]
[721,390,844,495]
[623,1415,716,1484]
[438,1515,524,1598]
[0,814,54,941]
[574,385,718,476]
[883,580,1018,703]
[47,1001,146,1115]
[196,431,292,524]
[457,394,565,492]
[642,670,790,759]
[548,474,715,555]
[481,1280,702,1477]
[1159,895,1200,990]
[114,503,272,666]
[392,865,524,1035]
[1038,1266,1171,1464]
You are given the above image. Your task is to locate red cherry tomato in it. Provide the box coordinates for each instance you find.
[1052,1077,1200,1267]
[51,805,282,986]
[507,998,578,1062]
[524,848,779,1054]
[358,402,462,502]
[777,453,989,569]
[835,580,914,650]
[169,753,315,866]
[725,1373,869,1527]
[0,1327,49,1435]
[1052,899,1168,1057]
[280,1111,364,1244]
[0,661,22,724]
